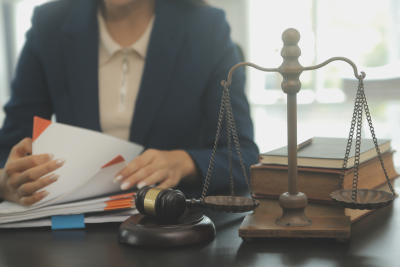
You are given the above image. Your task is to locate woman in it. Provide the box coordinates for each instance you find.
[0,0,258,206]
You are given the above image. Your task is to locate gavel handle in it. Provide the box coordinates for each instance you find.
[186,199,202,210]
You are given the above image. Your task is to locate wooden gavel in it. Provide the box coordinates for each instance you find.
[135,186,201,221]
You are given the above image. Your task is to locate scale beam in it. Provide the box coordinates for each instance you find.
[303,57,365,80]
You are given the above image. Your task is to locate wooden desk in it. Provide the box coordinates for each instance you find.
[0,195,399,267]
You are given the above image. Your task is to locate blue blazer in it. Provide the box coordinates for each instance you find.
[0,0,259,198]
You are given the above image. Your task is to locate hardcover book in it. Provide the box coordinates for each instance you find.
[258,137,391,169]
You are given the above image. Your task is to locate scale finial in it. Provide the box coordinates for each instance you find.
[279,28,303,94]
[282,28,300,46]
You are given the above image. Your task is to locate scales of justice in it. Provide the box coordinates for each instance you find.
[119,28,395,246]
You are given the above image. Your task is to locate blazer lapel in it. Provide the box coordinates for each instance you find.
[129,0,185,145]
[61,0,101,132]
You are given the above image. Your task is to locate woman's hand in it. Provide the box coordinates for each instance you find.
[114,149,199,190]
[0,138,65,206]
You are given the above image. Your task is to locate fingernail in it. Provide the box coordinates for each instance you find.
[41,191,49,198]
[49,174,59,182]
[113,175,123,184]
[48,154,54,160]
[56,159,66,166]
[137,182,147,189]
[121,182,130,190]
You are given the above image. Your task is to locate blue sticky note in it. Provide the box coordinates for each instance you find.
[51,214,85,230]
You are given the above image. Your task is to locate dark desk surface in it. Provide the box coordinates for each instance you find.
[0,195,399,267]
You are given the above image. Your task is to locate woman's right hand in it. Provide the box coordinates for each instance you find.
[0,138,65,206]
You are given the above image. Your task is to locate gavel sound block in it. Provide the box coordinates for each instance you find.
[118,187,216,247]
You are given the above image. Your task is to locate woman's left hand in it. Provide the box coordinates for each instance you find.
[114,149,199,190]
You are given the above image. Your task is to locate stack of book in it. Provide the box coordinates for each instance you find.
[252,137,398,223]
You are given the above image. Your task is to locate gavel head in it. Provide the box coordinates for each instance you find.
[135,186,187,221]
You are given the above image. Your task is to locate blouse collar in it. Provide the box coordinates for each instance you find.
[97,10,155,65]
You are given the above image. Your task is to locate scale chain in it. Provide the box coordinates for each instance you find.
[200,85,256,204]
[225,89,256,203]
[226,91,235,197]
[337,77,396,202]
[351,82,364,202]
[200,88,228,203]
[337,81,361,191]
[360,80,396,196]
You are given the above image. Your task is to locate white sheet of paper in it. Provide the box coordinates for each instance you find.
[0,190,135,217]
[0,158,131,215]
[0,159,133,214]
[0,118,143,214]
[0,204,107,223]
[32,120,142,206]
[50,161,128,205]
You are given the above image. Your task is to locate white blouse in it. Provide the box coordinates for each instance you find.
[97,11,155,140]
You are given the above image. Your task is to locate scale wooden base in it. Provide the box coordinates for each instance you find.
[239,214,351,241]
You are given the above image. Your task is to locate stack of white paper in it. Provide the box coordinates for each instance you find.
[0,209,139,228]
[0,191,136,224]
[0,117,143,227]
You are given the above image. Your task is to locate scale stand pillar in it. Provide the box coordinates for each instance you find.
[238,28,351,240]
[275,30,311,227]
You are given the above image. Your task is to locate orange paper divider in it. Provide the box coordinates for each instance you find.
[109,192,136,200]
[101,155,126,169]
[106,199,134,207]
[104,204,135,211]
[32,117,52,142]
